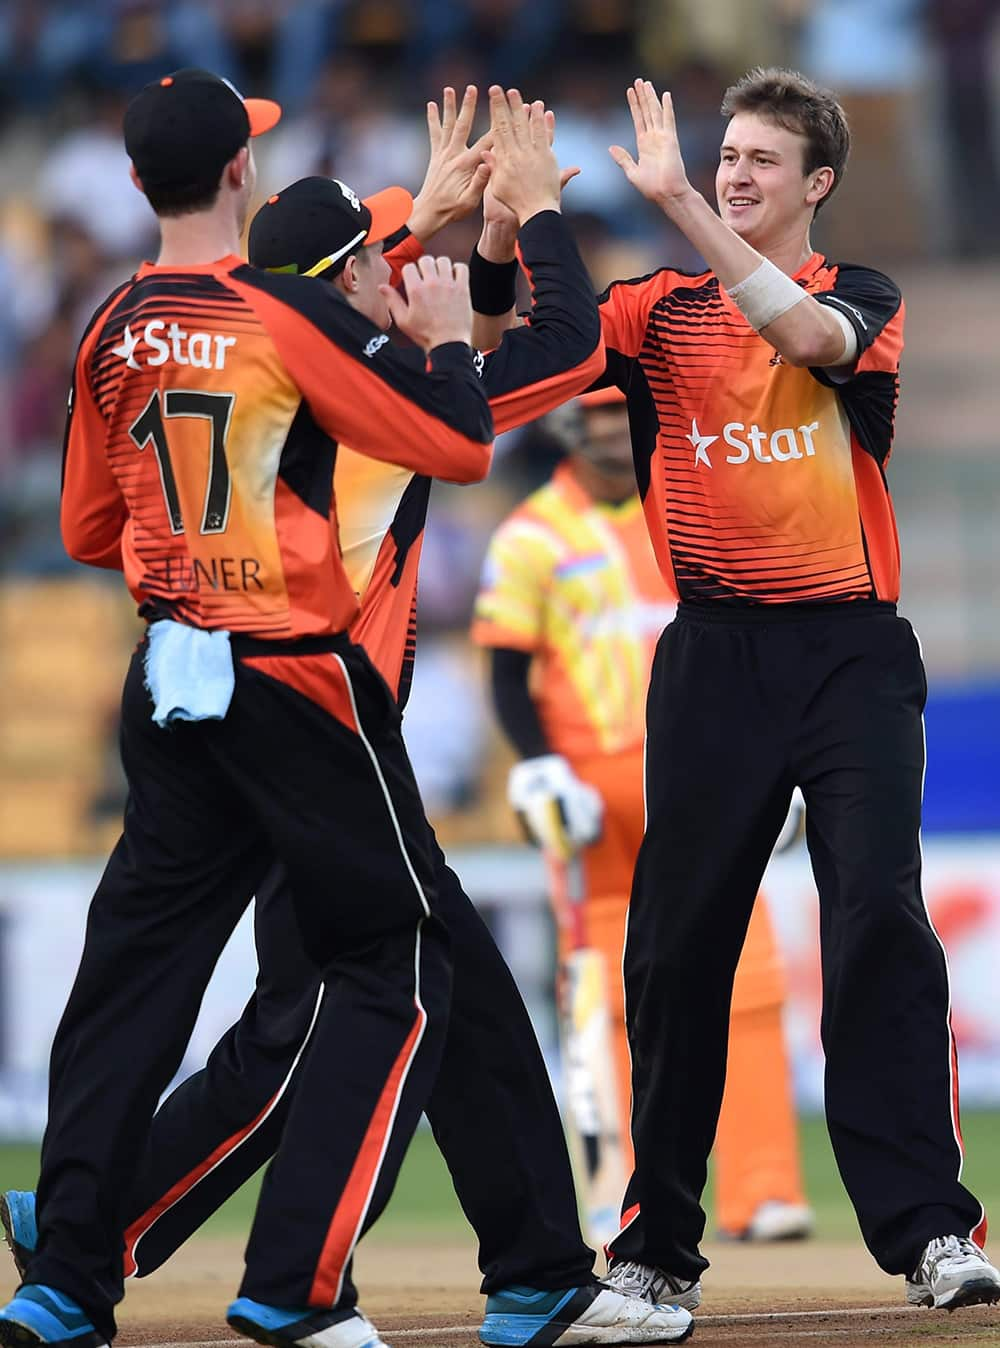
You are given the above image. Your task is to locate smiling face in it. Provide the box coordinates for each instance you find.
[716,111,833,254]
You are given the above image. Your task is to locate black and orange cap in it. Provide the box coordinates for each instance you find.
[124,67,281,193]
[248,176,412,278]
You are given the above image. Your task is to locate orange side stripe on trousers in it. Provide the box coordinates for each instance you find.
[309,1002,428,1306]
[122,1087,284,1277]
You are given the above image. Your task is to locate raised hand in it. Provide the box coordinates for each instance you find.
[609,78,692,208]
[482,86,578,226]
[380,254,473,352]
[407,85,492,243]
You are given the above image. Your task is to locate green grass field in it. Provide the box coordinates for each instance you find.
[3,1110,998,1243]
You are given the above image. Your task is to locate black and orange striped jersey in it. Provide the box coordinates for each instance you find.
[61,255,493,640]
[597,252,904,605]
[342,209,603,702]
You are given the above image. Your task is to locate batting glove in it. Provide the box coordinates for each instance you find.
[507,754,603,860]
[772,786,806,854]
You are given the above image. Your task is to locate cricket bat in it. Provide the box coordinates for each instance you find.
[556,854,628,1249]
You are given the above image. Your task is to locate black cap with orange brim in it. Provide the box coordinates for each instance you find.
[248,176,413,278]
[124,67,281,194]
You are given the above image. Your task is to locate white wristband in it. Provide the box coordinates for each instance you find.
[726,258,807,331]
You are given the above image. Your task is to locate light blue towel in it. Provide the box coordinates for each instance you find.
[144,620,235,728]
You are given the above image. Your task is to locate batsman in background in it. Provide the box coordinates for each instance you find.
[472,387,813,1253]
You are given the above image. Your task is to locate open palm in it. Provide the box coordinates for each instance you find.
[610,78,691,205]
[408,85,491,240]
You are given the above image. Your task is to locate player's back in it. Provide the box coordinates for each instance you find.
[62,256,493,641]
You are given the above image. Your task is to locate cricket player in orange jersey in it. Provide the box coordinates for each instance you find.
[469,68,999,1317]
[0,66,497,1348]
[1,85,695,1348]
[472,387,812,1249]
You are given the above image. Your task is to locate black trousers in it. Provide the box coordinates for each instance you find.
[119,845,594,1297]
[29,637,454,1339]
[607,603,985,1280]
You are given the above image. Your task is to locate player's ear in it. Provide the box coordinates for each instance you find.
[129,164,144,195]
[339,254,360,293]
[227,145,251,190]
[806,165,835,208]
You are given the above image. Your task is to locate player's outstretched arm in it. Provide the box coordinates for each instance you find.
[243,260,492,484]
[470,181,521,350]
[471,86,580,350]
[610,78,852,368]
[476,213,603,431]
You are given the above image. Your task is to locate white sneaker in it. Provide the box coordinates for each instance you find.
[744,1201,815,1242]
[905,1234,1000,1311]
[604,1260,701,1312]
[228,1298,389,1348]
[480,1283,693,1344]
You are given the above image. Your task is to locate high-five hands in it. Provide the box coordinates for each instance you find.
[483,85,579,227]
[408,85,493,242]
[610,78,693,208]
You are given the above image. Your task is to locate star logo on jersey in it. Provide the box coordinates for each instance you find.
[686,417,718,469]
[112,323,142,370]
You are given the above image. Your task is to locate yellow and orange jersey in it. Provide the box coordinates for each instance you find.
[471,464,674,759]
[61,255,493,641]
[598,253,904,605]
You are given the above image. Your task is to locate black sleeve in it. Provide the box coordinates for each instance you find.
[490,647,550,759]
[479,210,602,433]
[232,264,493,481]
[810,263,902,384]
[587,345,634,394]
[810,263,904,466]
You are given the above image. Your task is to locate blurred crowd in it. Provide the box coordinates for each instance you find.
[2,0,999,561]
[0,0,998,841]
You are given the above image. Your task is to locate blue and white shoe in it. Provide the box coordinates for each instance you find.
[0,1191,37,1280]
[0,1285,106,1348]
[478,1283,693,1345]
[227,1297,389,1348]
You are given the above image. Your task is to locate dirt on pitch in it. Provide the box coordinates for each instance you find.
[21,1234,992,1348]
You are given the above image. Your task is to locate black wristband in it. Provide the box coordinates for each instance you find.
[469,247,519,316]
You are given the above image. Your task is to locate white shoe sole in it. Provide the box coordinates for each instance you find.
[907,1276,1000,1311]
[479,1321,693,1345]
